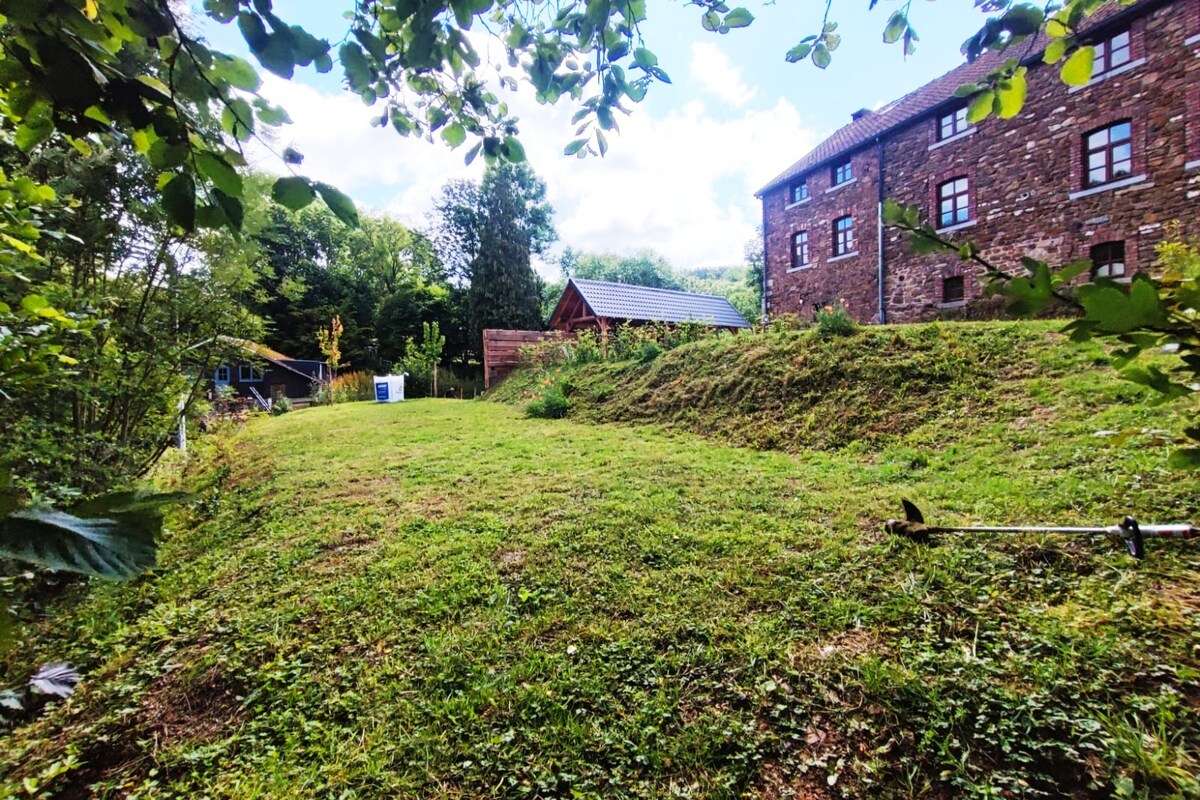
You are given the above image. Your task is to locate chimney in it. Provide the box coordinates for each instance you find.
[851,108,871,121]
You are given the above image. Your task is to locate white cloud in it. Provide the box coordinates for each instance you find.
[689,42,757,108]
[248,72,819,273]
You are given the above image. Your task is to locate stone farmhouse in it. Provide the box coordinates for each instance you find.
[756,0,1200,323]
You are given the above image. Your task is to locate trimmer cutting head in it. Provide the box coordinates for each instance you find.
[884,499,931,543]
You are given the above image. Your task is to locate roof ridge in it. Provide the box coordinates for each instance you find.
[570,277,736,303]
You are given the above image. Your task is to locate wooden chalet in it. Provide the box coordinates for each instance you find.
[213,337,328,408]
[548,278,751,334]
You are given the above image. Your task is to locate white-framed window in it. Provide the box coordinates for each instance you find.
[832,159,853,186]
[239,364,263,382]
[833,216,855,256]
[215,365,230,383]
[938,107,969,141]
[1084,121,1133,187]
[938,177,971,228]
[792,230,810,268]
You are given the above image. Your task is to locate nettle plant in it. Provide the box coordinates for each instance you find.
[884,201,1200,467]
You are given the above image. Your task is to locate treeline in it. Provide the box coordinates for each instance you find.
[1,120,757,501]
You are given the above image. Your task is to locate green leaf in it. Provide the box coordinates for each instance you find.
[953,83,980,98]
[501,136,526,163]
[812,44,831,69]
[1042,38,1068,64]
[966,90,994,123]
[786,42,812,63]
[1002,4,1044,37]
[195,152,244,197]
[257,33,297,79]
[633,47,657,68]
[995,69,1026,119]
[340,42,373,92]
[271,175,316,211]
[14,102,53,152]
[314,181,359,226]
[564,138,588,156]
[20,294,49,313]
[212,54,261,91]
[237,10,269,51]
[162,173,196,231]
[1053,259,1092,286]
[1167,447,1200,469]
[253,97,292,125]
[701,11,720,31]
[724,7,754,28]
[1060,46,1094,86]
[883,11,906,44]
[0,507,156,580]
[441,122,466,147]
[220,97,255,141]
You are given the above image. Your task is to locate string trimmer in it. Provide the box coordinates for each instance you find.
[885,499,1200,559]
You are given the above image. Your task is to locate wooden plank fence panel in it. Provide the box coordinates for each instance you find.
[483,329,575,388]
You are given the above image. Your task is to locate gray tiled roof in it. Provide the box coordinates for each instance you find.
[570,278,751,328]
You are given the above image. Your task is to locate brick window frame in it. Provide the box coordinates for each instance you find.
[1090,28,1132,77]
[833,216,856,257]
[791,230,811,269]
[1089,241,1127,280]
[832,159,853,186]
[1084,226,1138,278]
[936,106,970,141]
[928,167,977,230]
[938,264,967,306]
[1068,105,1147,191]
[937,177,971,228]
[1083,120,1134,186]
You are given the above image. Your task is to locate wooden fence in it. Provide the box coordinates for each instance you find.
[482,329,575,388]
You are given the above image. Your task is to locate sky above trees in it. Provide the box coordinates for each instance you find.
[199,1,994,272]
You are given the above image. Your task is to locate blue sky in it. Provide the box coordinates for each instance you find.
[200,1,993,272]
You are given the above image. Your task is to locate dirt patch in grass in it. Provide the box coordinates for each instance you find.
[756,761,834,799]
[495,548,526,574]
[788,628,886,667]
[140,663,246,751]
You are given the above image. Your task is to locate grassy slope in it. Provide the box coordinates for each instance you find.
[2,323,1199,798]
[488,321,1141,453]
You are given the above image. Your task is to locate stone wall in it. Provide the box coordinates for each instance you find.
[762,0,1200,323]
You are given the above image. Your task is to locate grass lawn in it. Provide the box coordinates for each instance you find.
[3,325,1199,798]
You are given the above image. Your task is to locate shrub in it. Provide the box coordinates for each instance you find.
[637,340,662,363]
[270,396,293,415]
[815,299,858,338]
[324,371,375,404]
[526,384,570,418]
[769,313,807,333]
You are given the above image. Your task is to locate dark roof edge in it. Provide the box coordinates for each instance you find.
[754,0,1167,198]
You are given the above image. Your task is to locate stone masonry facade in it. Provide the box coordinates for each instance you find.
[759,0,1200,323]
